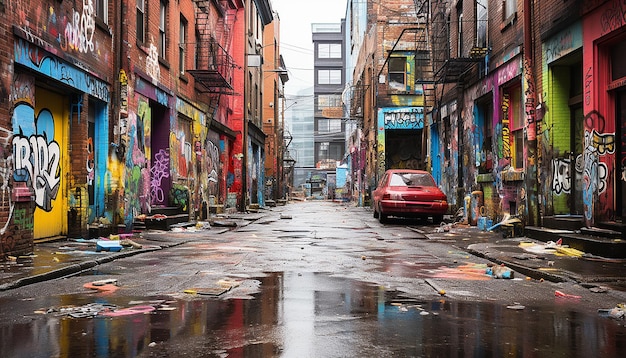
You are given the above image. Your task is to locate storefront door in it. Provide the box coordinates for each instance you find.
[33,88,67,239]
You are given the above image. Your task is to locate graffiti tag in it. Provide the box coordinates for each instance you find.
[13,134,61,211]
[551,158,571,195]
[150,149,170,203]
[64,0,96,54]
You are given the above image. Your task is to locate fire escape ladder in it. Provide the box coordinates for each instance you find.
[431,1,485,88]
[413,1,435,113]
[189,0,235,95]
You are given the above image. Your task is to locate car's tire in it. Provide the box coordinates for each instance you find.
[373,207,379,219]
[379,209,388,224]
[433,215,444,224]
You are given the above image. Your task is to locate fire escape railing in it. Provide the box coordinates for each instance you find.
[189,0,236,94]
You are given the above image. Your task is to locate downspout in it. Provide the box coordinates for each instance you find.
[523,0,539,225]
[241,1,249,212]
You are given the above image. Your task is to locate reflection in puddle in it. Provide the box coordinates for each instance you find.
[1,272,625,357]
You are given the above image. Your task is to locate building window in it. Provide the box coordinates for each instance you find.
[504,0,517,21]
[317,119,342,133]
[317,94,342,108]
[95,0,108,23]
[318,69,342,85]
[318,43,342,59]
[316,94,342,117]
[159,1,168,58]
[136,0,145,43]
[476,0,488,48]
[389,57,407,91]
[458,13,463,57]
[179,16,187,75]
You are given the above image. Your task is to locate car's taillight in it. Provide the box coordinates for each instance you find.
[382,193,391,200]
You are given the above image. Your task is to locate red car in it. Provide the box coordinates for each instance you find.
[372,169,448,224]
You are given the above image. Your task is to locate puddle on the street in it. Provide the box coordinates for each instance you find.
[1,272,625,357]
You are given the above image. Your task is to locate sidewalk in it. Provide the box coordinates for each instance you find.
[0,214,258,291]
[423,222,626,292]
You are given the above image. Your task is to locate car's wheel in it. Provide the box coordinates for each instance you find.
[433,215,444,224]
[378,206,388,224]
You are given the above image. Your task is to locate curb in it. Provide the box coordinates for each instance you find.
[465,247,569,283]
[0,239,194,292]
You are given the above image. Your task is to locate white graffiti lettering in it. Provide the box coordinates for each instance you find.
[146,43,161,81]
[551,158,571,195]
[383,111,424,129]
[64,0,96,54]
[13,135,61,211]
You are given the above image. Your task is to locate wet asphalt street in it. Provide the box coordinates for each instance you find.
[0,200,625,357]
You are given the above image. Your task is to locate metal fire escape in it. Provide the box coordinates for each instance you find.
[189,0,237,94]
[364,0,436,114]
[431,0,485,87]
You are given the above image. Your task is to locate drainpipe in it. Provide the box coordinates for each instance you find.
[241,2,249,212]
[524,0,539,226]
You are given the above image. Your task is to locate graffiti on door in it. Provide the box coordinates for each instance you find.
[12,104,61,211]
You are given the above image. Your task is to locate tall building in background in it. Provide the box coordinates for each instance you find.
[311,22,347,198]
[285,88,315,192]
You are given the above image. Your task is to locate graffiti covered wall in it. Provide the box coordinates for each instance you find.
[581,1,623,225]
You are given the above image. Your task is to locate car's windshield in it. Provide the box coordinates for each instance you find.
[389,173,434,187]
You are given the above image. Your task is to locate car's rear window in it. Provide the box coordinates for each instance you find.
[389,173,434,187]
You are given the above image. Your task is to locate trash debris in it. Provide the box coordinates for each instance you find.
[554,290,581,299]
[506,304,526,310]
[486,214,523,237]
[120,239,142,249]
[589,286,608,293]
[598,304,625,320]
[196,221,211,230]
[101,305,156,317]
[435,222,453,233]
[96,240,123,252]
[184,280,237,296]
[83,279,119,292]
[36,303,119,318]
[485,263,514,279]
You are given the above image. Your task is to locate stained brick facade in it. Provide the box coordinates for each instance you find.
[0,0,280,259]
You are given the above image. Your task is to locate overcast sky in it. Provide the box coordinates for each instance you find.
[271,0,346,100]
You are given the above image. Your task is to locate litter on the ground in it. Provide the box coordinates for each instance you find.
[598,304,625,319]
[83,279,119,292]
[555,290,582,299]
[506,304,526,310]
[486,263,514,279]
[101,305,156,317]
[96,240,123,252]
